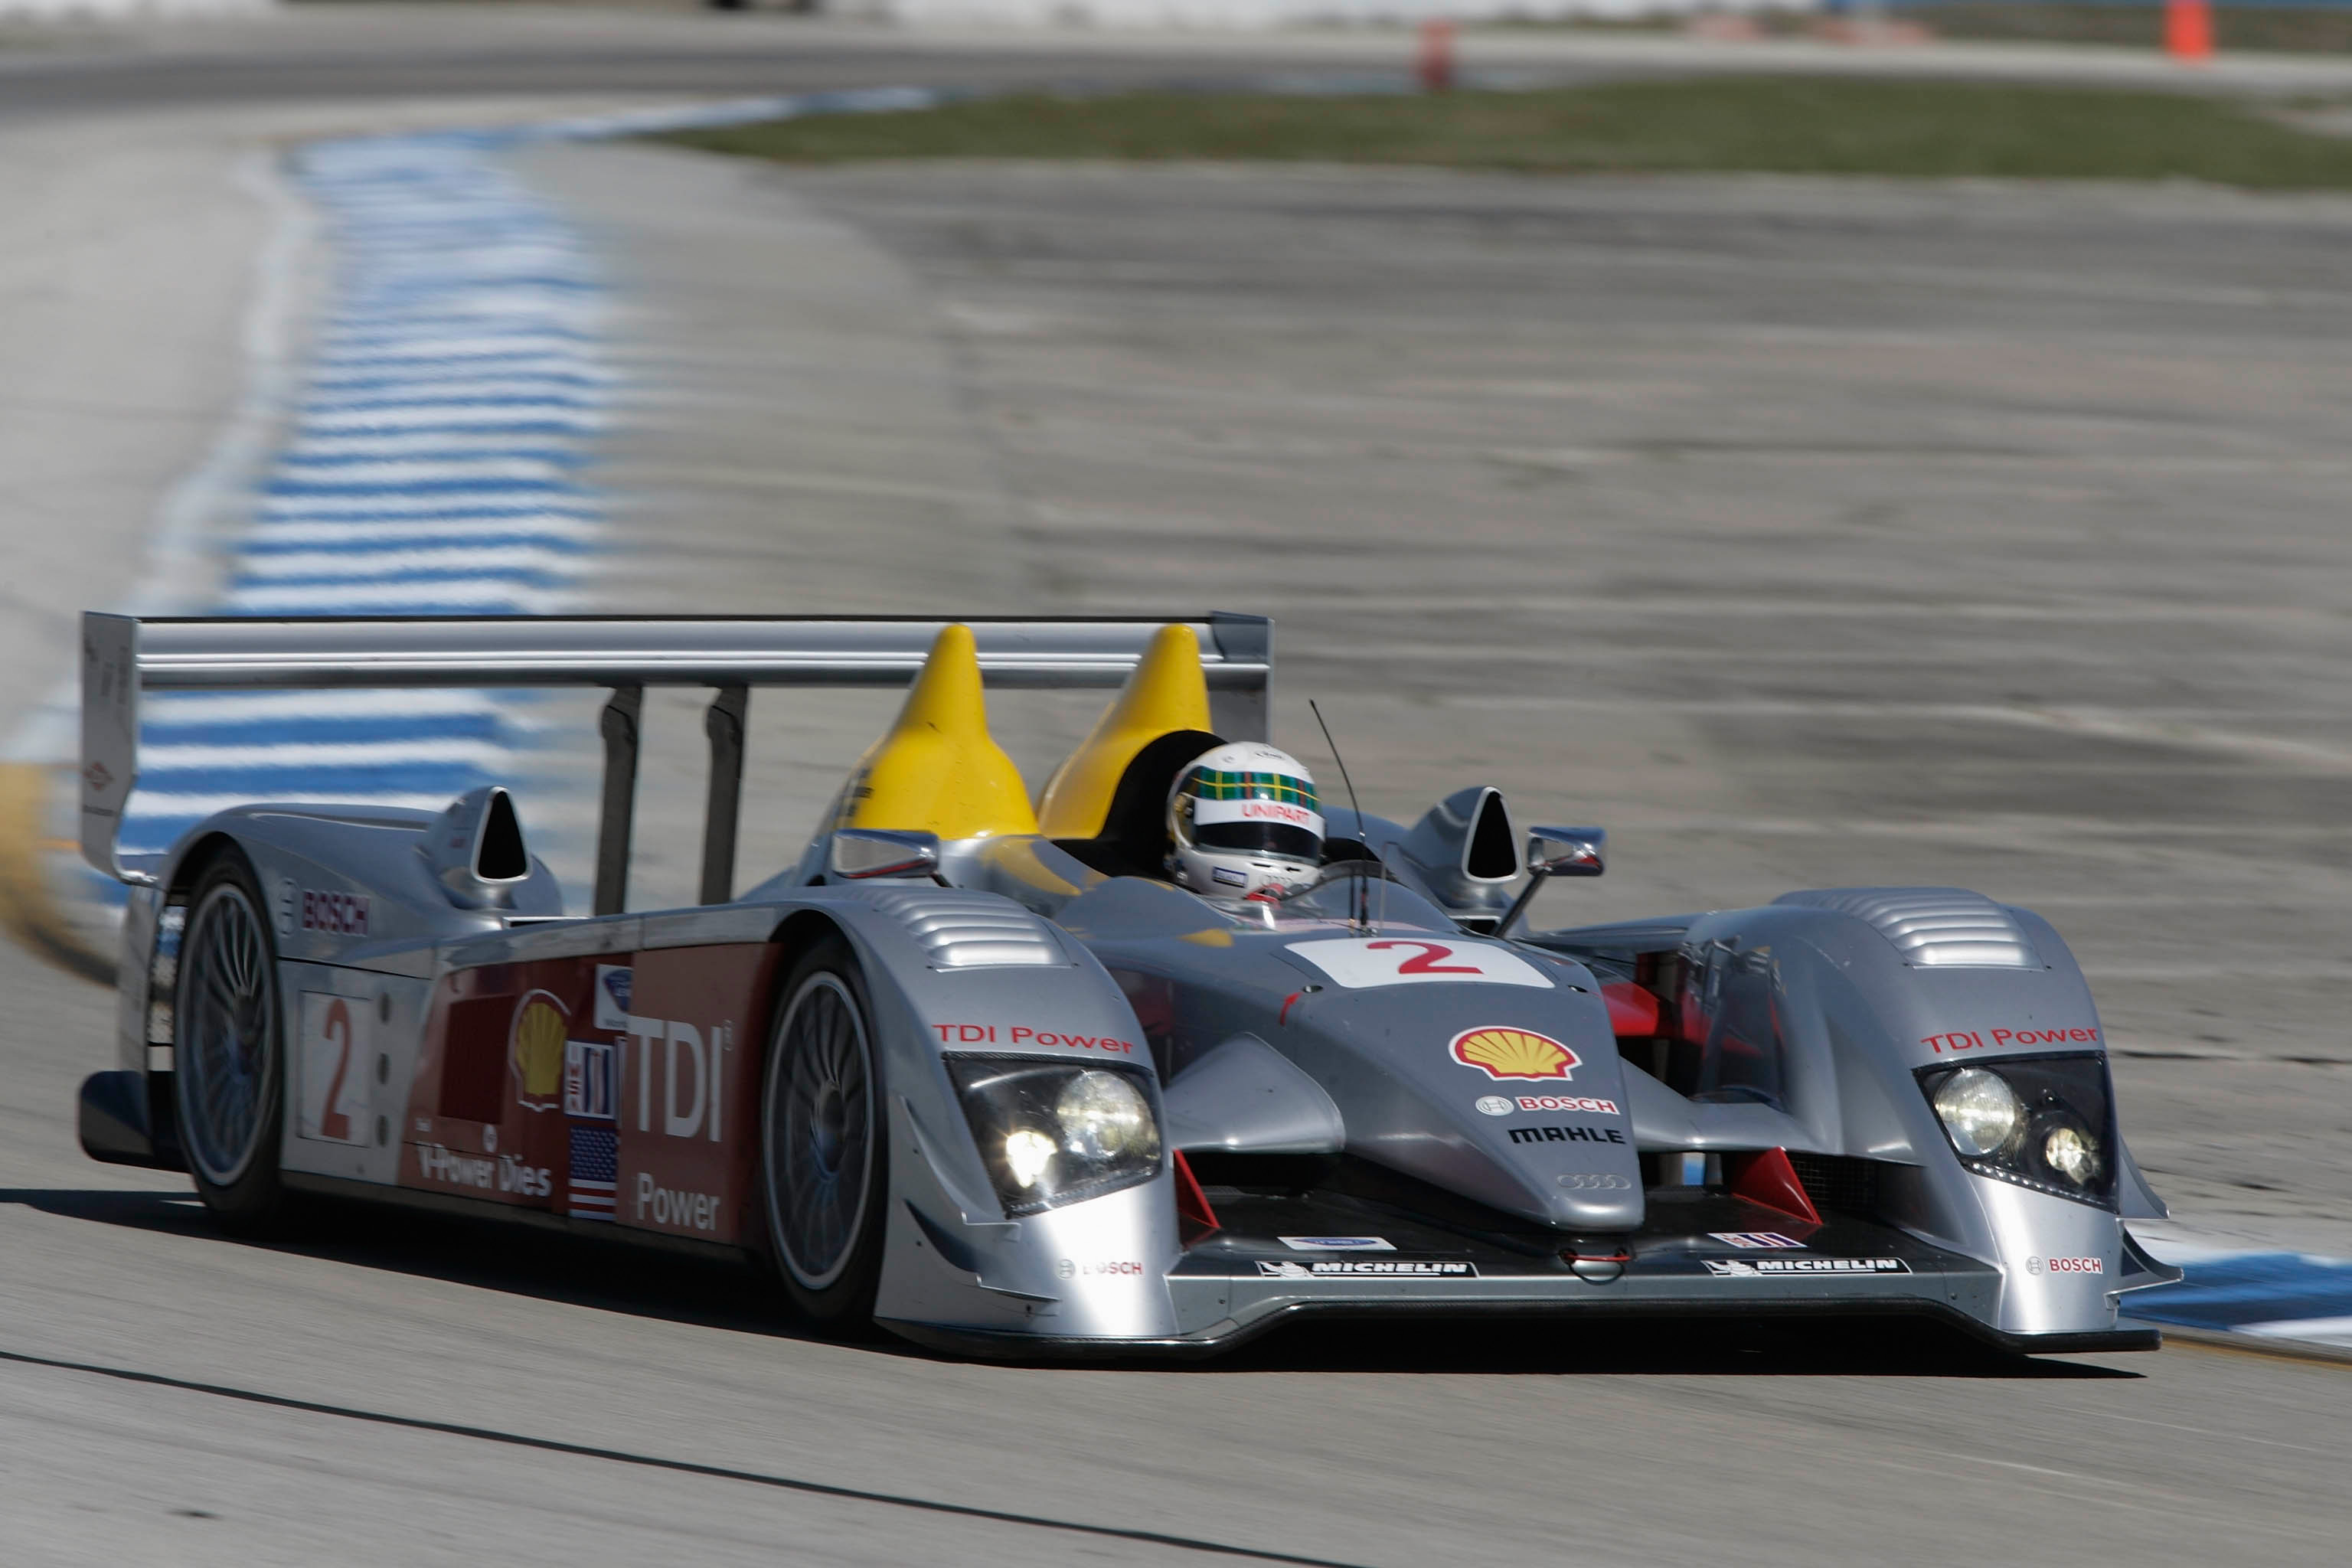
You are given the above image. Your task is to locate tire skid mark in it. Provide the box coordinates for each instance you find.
[0,1343,1371,1568]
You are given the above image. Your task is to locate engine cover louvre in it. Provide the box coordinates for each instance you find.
[1774,887,2040,969]
[857,886,1066,969]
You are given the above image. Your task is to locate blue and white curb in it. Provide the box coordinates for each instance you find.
[2127,1247,2352,1351]
[109,90,979,880]
[118,131,609,868]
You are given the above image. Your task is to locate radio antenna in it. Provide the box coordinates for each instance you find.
[1308,699,1373,932]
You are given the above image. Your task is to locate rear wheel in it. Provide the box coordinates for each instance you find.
[173,851,290,1231]
[760,937,890,1327]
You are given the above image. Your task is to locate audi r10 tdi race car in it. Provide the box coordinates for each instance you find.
[74,612,2180,1357]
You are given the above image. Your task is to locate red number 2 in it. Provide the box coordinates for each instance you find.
[320,998,354,1142]
[1367,939,1481,975]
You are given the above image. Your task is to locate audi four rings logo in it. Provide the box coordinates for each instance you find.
[1556,1173,1632,1191]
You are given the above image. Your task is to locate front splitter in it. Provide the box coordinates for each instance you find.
[880,1295,2161,1362]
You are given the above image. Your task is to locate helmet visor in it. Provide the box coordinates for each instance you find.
[1195,819,1323,863]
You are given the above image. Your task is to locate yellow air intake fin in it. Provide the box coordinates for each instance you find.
[828,624,1038,841]
[1037,624,1215,840]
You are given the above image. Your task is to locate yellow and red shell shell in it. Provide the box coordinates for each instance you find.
[1449,1025,1580,1081]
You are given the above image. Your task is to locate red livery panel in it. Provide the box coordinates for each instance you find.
[401,943,781,1243]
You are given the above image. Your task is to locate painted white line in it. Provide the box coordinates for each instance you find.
[142,740,518,769]
[298,407,600,433]
[285,430,587,460]
[126,792,461,817]
[218,585,576,616]
[316,337,593,365]
[271,457,575,485]
[143,690,515,723]
[306,368,610,395]
[217,582,572,613]
[247,515,602,546]
[235,546,580,580]
[258,501,602,524]
[2238,1315,2352,1346]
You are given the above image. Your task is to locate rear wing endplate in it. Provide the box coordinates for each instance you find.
[80,612,1272,910]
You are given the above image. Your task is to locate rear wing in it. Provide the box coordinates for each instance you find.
[80,612,1272,913]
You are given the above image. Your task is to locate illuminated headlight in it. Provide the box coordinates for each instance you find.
[947,1057,1163,1217]
[1932,1067,2021,1158]
[1919,1054,2117,1208]
[1002,1128,1057,1190]
[2043,1124,2102,1187]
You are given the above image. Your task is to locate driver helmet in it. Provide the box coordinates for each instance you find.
[1166,742,1325,901]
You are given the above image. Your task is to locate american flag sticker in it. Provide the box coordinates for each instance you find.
[568,1123,618,1220]
[565,1038,619,1220]
[564,1039,616,1122]
[1710,1231,1805,1250]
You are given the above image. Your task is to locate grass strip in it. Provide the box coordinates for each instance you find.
[1494,3,2352,55]
[662,77,2352,188]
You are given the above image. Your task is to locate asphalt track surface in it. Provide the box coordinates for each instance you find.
[2,10,2350,1563]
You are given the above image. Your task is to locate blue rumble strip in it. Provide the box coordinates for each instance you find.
[2128,1252,2352,1349]
[118,132,609,867]
[112,90,966,882]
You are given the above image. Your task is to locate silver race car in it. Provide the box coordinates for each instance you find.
[74,612,2180,1357]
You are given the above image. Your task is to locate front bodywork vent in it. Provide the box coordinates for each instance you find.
[147,902,186,1047]
[858,887,1066,969]
[1775,887,2039,969]
[1785,1152,1885,1218]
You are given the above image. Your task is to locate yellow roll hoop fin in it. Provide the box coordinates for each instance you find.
[828,624,1038,841]
[1036,624,1214,839]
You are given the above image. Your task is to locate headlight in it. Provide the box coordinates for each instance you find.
[1919,1054,2116,1208]
[1932,1067,2021,1158]
[947,1057,1163,1217]
[1056,1070,1156,1160]
[2043,1123,2100,1187]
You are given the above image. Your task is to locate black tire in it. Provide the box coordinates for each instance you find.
[173,849,291,1233]
[760,936,890,1328]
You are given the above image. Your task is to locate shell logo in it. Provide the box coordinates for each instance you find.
[510,991,568,1110]
[1450,1025,1579,1082]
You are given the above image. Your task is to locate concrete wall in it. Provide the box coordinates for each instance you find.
[0,0,272,18]
[851,0,1818,28]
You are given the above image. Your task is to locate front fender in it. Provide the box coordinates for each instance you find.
[808,884,1184,1339]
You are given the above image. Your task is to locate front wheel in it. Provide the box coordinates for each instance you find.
[760,937,890,1328]
[173,850,290,1232]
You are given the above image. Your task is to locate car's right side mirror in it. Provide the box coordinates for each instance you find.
[1525,826,1606,879]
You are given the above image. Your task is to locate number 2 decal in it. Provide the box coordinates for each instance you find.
[1285,937,1555,991]
[1366,939,1481,975]
[298,991,372,1144]
[318,998,354,1142]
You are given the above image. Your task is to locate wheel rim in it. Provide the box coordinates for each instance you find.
[178,884,276,1187]
[764,973,874,1291]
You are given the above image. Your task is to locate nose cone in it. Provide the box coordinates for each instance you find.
[1491,1116,1646,1230]
[1285,979,1645,1234]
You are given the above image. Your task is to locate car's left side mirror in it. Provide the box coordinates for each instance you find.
[828,828,941,881]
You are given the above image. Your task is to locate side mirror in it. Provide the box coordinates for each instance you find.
[1526,826,1605,879]
[1496,825,1606,937]
[828,828,941,882]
